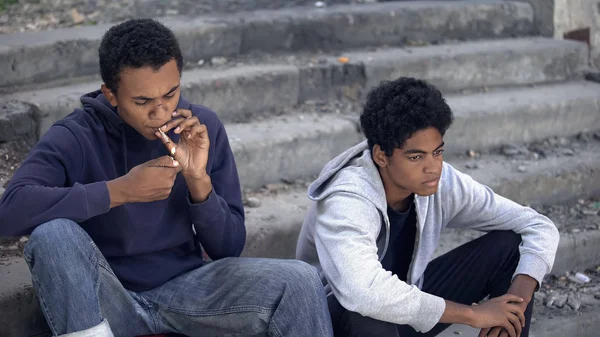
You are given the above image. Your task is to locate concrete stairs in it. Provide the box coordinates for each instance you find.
[1,1,600,336]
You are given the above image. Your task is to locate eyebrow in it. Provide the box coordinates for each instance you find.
[404,142,445,155]
[131,85,180,101]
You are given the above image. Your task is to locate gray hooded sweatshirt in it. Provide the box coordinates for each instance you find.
[296,141,559,333]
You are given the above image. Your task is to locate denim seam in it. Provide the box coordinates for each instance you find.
[164,305,275,317]
[29,270,59,334]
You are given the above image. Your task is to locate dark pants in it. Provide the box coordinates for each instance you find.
[329,231,534,337]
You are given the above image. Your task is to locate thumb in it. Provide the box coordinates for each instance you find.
[147,155,180,168]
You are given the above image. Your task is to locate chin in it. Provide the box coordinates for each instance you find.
[415,186,439,197]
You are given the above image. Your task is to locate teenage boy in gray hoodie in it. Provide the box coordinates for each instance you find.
[296,77,560,337]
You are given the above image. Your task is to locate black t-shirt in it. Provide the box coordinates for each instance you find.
[380,200,417,282]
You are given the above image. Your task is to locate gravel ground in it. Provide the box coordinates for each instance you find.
[0,139,33,189]
[535,266,600,319]
[0,0,375,34]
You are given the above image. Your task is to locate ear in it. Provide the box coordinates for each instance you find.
[101,83,118,107]
[372,144,389,168]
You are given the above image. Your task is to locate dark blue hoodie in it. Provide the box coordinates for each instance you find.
[0,90,246,291]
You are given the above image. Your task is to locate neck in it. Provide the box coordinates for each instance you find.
[379,168,413,212]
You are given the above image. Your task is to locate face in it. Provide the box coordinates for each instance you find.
[101,59,181,140]
[373,127,444,201]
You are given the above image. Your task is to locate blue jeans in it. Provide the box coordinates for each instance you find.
[23,219,333,337]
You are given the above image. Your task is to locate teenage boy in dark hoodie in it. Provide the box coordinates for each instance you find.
[296,77,560,337]
[0,19,333,337]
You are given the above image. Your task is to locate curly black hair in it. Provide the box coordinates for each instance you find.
[99,18,184,92]
[360,77,454,156]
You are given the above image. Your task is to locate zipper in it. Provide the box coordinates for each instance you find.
[406,194,423,285]
[378,209,391,263]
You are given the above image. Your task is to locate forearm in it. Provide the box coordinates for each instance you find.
[0,182,109,236]
[440,300,475,326]
[507,274,538,303]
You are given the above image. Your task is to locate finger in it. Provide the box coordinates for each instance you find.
[173,108,193,118]
[508,314,522,337]
[489,327,502,337]
[501,294,524,304]
[155,130,177,157]
[160,116,186,133]
[500,330,509,337]
[513,307,526,329]
[478,328,490,337]
[503,320,517,337]
[183,123,208,140]
[147,155,179,168]
[172,117,200,134]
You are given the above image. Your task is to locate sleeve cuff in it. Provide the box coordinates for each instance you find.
[188,190,222,226]
[83,181,110,218]
[413,292,446,332]
[513,253,550,289]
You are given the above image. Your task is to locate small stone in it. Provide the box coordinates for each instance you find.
[245,197,261,208]
[580,294,600,306]
[197,60,205,66]
[467,150,478,158]
[265,183,288,192]
[19,236,28,244]
[454,331,462,335]
[594,293,600,300]
[582,209,598,216]
[536,292,548,304]
[553,295,567,308]
[465,162,479,170]
[562,149,575,156]
[211,57,228,66]
[559,137,569,145]
[314,1,326,8]
[502,144,523,156]
[518,165,527,173]
[577,133,592,142]
[317,58,327,64]
[567,294,582,311]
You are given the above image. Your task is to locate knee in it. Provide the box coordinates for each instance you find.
[25,219,86,258]
[490,231,522,250]
[279,260,322,288]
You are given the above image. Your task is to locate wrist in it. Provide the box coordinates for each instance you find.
[106,178,128,208]
[463,305,476,326]
[186,173,212,203]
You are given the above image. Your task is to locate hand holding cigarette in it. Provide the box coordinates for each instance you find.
[154,108,210,181]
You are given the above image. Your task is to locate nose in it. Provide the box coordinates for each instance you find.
[423,154,441,175]
[149,100,170,122]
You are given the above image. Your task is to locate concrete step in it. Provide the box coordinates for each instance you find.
[242,138,600,259]
[2,37,587,142]
[0,1,535,88]
[226,81,600,190]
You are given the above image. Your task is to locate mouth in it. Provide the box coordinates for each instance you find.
[422,178,440,187]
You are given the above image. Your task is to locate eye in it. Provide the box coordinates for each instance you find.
[434,149,444,156]
[165,93,175,99]
[134,101,149,106]
[408,155,422,161]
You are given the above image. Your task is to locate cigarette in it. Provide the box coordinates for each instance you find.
[158,129,176,156]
